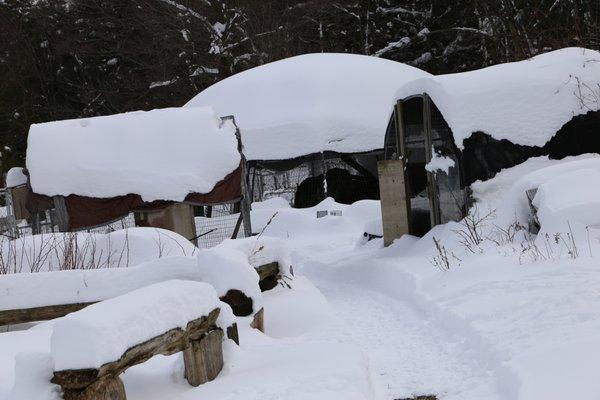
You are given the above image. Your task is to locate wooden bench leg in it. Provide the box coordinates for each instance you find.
[62,376,126,400]
[183,329,224,387]
[250,307,264,333]
[226,323,240,345]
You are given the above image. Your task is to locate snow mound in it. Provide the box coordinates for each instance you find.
[0,228,197,273]
[196,245,262,309]
[26,107,240,202]
[394,47,600,148]
[7,352,59,400]
[218,236,294,276]
[186,53,431,160]
[51,280,232,371]
[471,154,600,228]
[6,167,27,188]
[533,168,600,232]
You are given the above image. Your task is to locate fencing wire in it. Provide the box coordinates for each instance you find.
[194,201,247,248]
[250,157,371,208]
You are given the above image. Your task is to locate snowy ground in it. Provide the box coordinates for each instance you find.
[4,156,600,400]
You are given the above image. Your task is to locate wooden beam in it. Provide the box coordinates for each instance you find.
[0,302,96,326]
[53,195,70,232]
[423,94,441,227]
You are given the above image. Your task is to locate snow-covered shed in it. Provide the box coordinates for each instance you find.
[25,107,251,242]
[381,47,600,239]
[186,53,430,207]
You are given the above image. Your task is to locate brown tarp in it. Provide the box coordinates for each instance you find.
[26,164,243,230]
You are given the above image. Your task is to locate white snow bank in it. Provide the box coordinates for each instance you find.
[0,326,52,399]
[471,154,600,228]
[261,276,330,338]
[0,256,200,311]
[51,280,233,370]
[174,328,375,400]
[0,227,197,273]
[26,107,240,202]
[533,168,600,232]
[7,352,59,400]
[364,218,383,237]
[218,236,294,276]
[5,168,26,188]
[196,245,262,309]
[249,197,383,253]
[186,53,430,160]
[394,47,600,148]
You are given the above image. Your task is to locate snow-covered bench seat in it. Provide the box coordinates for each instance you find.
[50,280,236,400]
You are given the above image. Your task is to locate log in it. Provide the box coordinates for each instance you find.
[61,376,127,400]
[255,261,280,292]
[183,329,224,386]
[0,302,96,326]
[220,289,253,316]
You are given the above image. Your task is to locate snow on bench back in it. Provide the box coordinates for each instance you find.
[26,107,241,202]
[0,256,199,311]
[185,53,431,161]
[394,47,600,149]
[51,280,233,371]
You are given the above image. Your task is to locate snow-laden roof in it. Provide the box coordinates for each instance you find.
[394,47,600,148]
[26,107,241,202]
[6,167,27,188]
[186,53,431,161]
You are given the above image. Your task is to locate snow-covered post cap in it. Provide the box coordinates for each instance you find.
[6,167,27,188]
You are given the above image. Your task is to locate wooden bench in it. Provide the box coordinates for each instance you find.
[49,281,238,400]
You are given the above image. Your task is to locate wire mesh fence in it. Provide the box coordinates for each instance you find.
[194,201,247,249]
[250,154,380,208]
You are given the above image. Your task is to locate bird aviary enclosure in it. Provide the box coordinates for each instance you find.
[247,151,381,208]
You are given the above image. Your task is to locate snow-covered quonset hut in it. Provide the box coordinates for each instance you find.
[25,107,251,246]
[380,47,600,242]
[186,53,430,208]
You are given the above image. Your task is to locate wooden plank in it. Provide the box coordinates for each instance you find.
[0,302,96,326]
[378,160,410,247]
[53,195,70,232]
[183,329,224,387]
[394,100,405,160]
[422,94,441,227]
